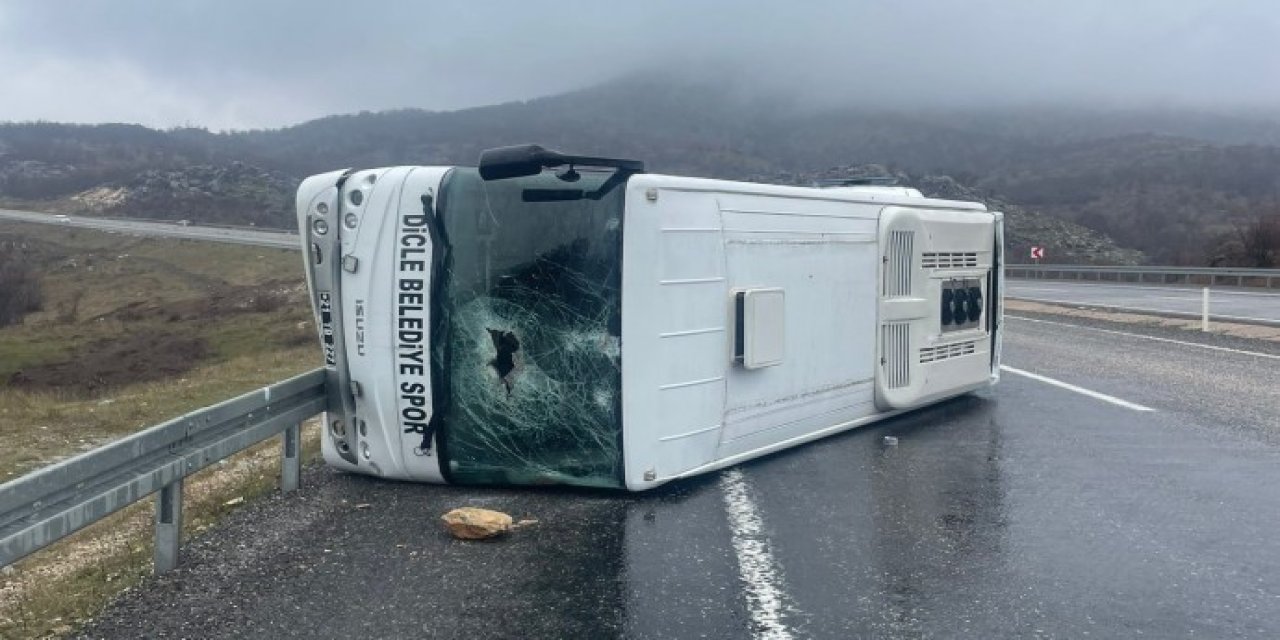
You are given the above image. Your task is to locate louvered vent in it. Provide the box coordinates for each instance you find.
[882,231,914,297]
[921,252,978,269]
[919,340,977,363]
[881,322,911,389]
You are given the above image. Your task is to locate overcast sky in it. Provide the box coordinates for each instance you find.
[0,0,1277,130]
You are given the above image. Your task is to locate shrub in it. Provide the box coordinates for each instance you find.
[0,247,43,327]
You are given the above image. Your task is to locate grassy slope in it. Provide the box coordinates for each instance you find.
[0,221,324,637]
[0,221,321,477]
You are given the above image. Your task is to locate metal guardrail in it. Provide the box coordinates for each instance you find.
[0,368,326,573]
[1007,264,1280,288]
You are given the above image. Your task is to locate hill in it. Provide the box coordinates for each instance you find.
[3,75,1279,264]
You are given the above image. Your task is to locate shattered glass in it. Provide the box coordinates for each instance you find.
[434,167,625,488]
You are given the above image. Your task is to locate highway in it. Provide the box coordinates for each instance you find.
[77,313,1280,639]
[1007,279,1280,326]
[0,208,300,250]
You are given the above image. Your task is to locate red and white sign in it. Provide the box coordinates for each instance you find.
[1030,246,1045,260]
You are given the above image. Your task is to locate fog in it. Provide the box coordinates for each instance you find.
[0,0,1276,130]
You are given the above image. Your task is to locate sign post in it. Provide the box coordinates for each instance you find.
[1202,287,1211,332]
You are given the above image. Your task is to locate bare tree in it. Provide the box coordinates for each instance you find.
[1209,207,1280,268]
[1236,212,1280,268]
[0,242,43,327]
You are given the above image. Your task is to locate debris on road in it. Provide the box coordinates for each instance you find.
[882,436,899,446]
[223,496,245,506]
[441,507,515,540]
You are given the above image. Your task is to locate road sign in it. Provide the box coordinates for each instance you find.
[1030,246,1045,260]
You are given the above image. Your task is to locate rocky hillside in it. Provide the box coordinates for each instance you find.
[67,162,293,226]
[918,176,1144,265]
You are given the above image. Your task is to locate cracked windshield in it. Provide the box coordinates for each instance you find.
[434,167,625,487]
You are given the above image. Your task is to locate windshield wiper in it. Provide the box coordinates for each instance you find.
[520,174,629,202]
[522,188,584,202]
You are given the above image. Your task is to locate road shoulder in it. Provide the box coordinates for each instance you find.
[1005,299,1280,345]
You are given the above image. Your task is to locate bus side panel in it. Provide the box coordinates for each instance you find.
[621,180,729,490]
[714,194,882,460]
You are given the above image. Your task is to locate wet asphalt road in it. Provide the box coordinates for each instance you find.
[77,314,1280,639]
[1007,279,1280,326]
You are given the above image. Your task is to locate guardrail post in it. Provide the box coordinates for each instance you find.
[154,479,183,574]
[1201,287,1211,332]
[281,422,301,493]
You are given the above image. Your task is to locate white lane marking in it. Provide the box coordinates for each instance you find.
[1008,281,1280,298]
[1006,315,1280,361]
[1007,296,1280,325]
[1000,365,1155,412]
[720,469,795,640]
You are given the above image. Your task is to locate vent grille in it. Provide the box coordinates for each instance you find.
[881,323,911,389]
[922,252,978,269]
[882,231,914,297]
[919,340,977,363]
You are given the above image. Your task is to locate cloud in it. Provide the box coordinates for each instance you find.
[0,0,1277,129]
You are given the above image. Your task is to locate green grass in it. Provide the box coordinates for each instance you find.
[5,222,303,325]
[0,330,77,381]
[0,346,320,477]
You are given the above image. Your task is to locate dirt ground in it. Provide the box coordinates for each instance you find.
[7,331,209,391]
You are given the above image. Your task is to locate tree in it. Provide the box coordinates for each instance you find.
[0,244,43,327]
[1208,209,1280,268]
[1237,212,1280,268]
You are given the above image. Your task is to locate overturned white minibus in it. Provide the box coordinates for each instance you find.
[297,145,1003,491]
